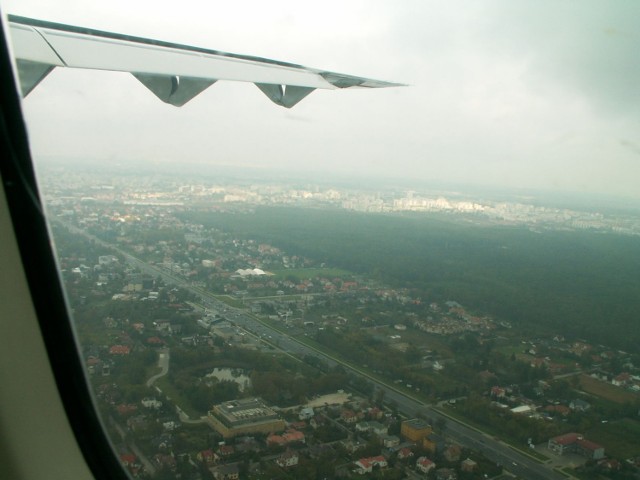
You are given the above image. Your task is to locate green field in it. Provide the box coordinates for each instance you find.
[156,376,201,418]
[212,295,244,308]
[588,419,640,459]
[579,374,640,404]
[270,267,351,280]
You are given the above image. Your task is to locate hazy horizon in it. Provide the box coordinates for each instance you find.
[36,154,640,215]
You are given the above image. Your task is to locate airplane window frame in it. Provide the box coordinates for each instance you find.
[0,12,129,480]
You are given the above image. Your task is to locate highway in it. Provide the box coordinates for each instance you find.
[63,223,563,479]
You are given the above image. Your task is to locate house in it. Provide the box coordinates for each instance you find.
[460,458,477,472]
[341,409,358,423]
[276,450,299,468]
[109,345,131,355]
[99,255,119,265]
[116,404,138,416]
[612,372,631,387]
[548,433,581,455]
[548,433,605,460]
[131,322,144,332]
[119,453,137,467]
[368,407,384,419]
[154,454,177,470]
[141,397,162,409]
[119,453,142,476]
[196,449,218,465]
[211,463,239,480]
[267,429,305,446]
[299,406,314,420]
[569,399,591,412]
[154,320,171,332]
[443,444,462,462]
[354,456,387,475]
[162,420,178,431]
[544,404,571,416]
[381,434,400,448]
[146,336,164,346]
[266,434,286,447]
[576,438,605,460]
[288,421,307,431]
[283,430,305,444]
[490,386,506,398]
[416,456,436,474]
[436,467,457,480]
[355,421,371,433]
[217,445,235,457]
[397,447,414,460]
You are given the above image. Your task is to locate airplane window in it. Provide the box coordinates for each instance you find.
[3,2,640,480]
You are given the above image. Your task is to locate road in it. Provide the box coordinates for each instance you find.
[64,223,564,479]
[146,348,170,387]
[109,416,156,475]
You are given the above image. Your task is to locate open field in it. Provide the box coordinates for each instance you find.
[588,419,640,459]
[270,267,351,280]
[306,392,352,407]
[156,376,201,418]
[212,295,244,308]
[578,374,639,404]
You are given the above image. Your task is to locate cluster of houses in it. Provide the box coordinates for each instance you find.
[490,384,596,420]
[412,302,497,335]
[193,394,490,480]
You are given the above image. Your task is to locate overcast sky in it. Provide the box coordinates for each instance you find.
[5,1,640,200]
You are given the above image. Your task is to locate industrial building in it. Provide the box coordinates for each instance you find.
[207,398,286,438]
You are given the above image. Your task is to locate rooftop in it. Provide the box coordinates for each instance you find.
[211,398,279,427]
[402,418,431,430]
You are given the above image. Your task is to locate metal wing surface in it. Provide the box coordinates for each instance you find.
[8,15,402,108]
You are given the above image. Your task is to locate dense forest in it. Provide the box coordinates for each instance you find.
[181,207,640,349]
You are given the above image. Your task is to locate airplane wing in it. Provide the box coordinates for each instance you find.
[8,15,403,108]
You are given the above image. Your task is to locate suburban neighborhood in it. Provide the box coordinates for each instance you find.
[39,168,640,479]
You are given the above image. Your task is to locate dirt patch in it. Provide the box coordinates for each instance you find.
[306,392,351,407]
[390,342,409,352]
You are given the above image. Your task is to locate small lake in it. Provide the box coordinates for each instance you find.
[204,367,251,392]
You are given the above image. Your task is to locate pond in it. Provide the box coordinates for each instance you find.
[204,367,251,392]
